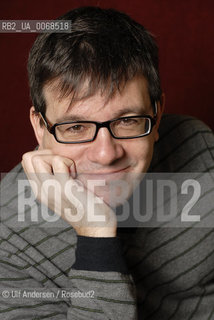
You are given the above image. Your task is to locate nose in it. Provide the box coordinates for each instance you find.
[87,127,125,166]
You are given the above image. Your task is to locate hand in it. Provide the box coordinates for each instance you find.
[21,149,117,237]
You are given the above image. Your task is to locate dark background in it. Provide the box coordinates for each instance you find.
[1,0,214,173]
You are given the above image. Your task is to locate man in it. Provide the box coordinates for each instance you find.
[1,6,214,319]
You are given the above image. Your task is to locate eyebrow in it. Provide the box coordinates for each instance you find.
[55,106,149,123]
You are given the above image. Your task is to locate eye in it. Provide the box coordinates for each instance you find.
[118,118,138,126]
[66,124,85,132]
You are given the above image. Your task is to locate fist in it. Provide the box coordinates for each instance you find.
[22,149,117,237]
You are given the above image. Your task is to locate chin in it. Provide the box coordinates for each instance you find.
[77,168,145,207]
[87,178,135,208]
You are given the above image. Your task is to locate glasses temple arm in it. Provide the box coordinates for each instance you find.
[39,112,52,131]
[153,102,158,118]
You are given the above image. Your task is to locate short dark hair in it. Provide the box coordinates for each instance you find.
[28,6,162,114]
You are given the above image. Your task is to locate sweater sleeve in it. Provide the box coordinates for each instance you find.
[68,235,137,319]
[72,235,129,273]
[0,228,137,320]
[0,209,137,320]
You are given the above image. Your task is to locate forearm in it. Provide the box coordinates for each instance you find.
[68,235,137,320]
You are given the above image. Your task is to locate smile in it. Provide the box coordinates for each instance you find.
[78,166,131,179]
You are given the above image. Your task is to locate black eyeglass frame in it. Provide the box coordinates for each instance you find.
[39,103,157,144]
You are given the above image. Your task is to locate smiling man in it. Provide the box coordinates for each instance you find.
[27,74,161,205]
[1,6,214,320]
[21,6,163,240]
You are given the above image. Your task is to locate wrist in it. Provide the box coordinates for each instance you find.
[72,235,128,273]
[77,227,117,237]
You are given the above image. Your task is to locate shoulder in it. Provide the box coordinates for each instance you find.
[151,114,214,172]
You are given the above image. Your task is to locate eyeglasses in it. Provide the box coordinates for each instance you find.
[39,106,157,144]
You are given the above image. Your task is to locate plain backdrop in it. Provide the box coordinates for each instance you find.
[1,0,214,173]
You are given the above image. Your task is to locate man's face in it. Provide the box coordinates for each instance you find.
[32,76,161,205]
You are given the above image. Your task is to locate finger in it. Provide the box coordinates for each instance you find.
[21,151,47,195]
[51,156,74,174]
[31,154,76,184]
[31,154,54,175]
[51,155,74,186]
[30,154,57,188]
[22,149,54,174]
[23,151,54,187]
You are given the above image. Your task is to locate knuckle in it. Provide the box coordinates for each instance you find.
[31,154,42,165]
[52,155,63,166]
[22,152,33,163]
[68,159,74,166]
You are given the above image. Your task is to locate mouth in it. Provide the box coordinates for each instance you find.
[78,166,131,180]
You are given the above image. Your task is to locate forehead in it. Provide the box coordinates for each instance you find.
[43,76,151,121]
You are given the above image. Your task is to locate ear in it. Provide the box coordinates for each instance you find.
[30,106,45,147]
[153,93,165,142]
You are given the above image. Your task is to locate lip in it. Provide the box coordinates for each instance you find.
[78,166,131,177]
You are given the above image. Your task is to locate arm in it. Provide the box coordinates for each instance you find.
[0,198,137,319]
[0,150,137,319]
[0,231,137,320]
[69,236,137,319]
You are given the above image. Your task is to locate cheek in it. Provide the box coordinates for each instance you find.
[41,133,90,168]
[127,137,154,170]
[41,131,56,149]
[45,141,87,165]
